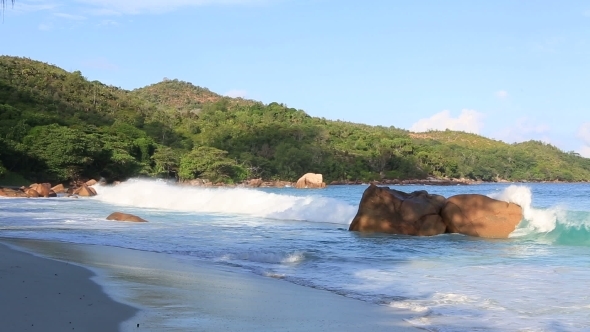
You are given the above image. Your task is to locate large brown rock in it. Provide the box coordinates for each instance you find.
[441,194,523,238]
[349,184,447,236]
[74,185,97,197]
[106,212,148,223]
[85,179,98,186]
[51,184,66,194]
[25,188,40,198]
[30,183,52,197]
[295,173,326,189]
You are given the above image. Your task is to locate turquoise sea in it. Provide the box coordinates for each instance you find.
[1,180,590,331]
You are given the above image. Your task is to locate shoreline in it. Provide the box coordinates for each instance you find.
[3,177,589,197]
[1,237,418,331]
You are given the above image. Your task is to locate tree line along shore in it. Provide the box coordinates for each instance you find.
[1,55,590,187]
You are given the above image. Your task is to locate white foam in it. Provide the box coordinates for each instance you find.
[283,252,305,264]
[93,179,356,224]
[432,292,476,305]
[222,251,305,265]
[389,301,429,313]
[489,185,562,236]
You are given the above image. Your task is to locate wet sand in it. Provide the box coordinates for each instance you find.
[1,238,417,331]
[0,242,137,332]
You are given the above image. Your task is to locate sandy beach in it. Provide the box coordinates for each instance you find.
[0,237,417,332]
[0,241,137,332]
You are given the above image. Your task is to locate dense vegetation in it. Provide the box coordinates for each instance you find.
[1,56,589,185]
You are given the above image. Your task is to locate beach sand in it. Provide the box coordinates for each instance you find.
[0,242,137,332]
[1,238,417,331]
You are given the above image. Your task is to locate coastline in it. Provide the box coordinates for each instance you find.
[1,237,418,332]
[3,176,588,198]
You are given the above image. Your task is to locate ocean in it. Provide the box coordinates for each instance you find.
[1,180,590,331]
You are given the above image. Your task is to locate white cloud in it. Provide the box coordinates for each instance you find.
[224,89,247,98]
[410,109,484,134]
[74,0,271,15]
[495,90,509,99]
[495,117,551,144]
[54,12,87,20]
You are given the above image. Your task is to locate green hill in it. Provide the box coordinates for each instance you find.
[1,55,589,185]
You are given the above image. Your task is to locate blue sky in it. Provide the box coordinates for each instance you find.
[3,0,590,156]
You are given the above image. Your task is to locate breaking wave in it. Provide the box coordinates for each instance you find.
[92,179,357,225]
[492,185,590,246]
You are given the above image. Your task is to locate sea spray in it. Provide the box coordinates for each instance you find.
[489,185,562,236]
[489,185,590,245]
[92,179,357,224]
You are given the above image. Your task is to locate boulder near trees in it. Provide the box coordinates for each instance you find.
[295,173,326,189]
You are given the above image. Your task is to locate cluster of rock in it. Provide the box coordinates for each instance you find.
[348,184,523,238]
[0,180,99,198]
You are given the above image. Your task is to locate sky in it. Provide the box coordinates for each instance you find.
[2,0,590,156]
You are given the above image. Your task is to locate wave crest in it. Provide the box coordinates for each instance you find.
[491,185,590,245]
[490,185,561,235]
[92,179,357,224]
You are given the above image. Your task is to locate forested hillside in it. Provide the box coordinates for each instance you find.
[1,56,589,185]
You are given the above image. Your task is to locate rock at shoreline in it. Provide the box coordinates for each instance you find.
[349,185,523,238]
[248,178,263,188]
[0,187,27,198]
[85,179,98,186]
[441,194,523,238]
[30,183,52,197]
[25,188,40,198]
[106,212,148,223]
[295,173,326,189]
[74,184,97,197]
[348,184,447,236]
[0,185,58,198]
[1,182,91,198]
[51,184,66,194]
